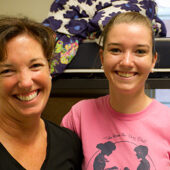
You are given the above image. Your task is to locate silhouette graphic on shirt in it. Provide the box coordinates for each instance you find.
[124,168,130,170]
[93,141,118,170]
[89,140,156,170]
[134,145,150,170]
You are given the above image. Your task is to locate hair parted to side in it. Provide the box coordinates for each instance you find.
[100,12,156,56]
[0,15,55,63]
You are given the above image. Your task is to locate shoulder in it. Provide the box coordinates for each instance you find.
[45,119,83,153]
[44,119,80,142]
[62,95,109,123]
[148,99,170,121]
[152,99,170,113]
[150,100,170,128]
[44,120,83,169]
[61,95,109,135]
[71,95,109,110]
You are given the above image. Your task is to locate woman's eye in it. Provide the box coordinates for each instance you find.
[0,69,13,74]
[136,49,146,55]
[111,48,121,54]
[0,69,15,77]
[31,63,43,69]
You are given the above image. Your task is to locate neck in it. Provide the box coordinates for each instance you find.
[109,88,152,114]
[0,114,43,143]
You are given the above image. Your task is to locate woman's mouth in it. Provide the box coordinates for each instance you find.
[117,71,136,78]
[15,90,39,101]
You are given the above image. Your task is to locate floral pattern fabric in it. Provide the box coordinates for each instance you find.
[43,0,167,76]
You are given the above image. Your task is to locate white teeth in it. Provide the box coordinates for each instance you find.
[16,91,38,101]
[118,72,134,78]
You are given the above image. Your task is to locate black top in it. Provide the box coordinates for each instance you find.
[0,119,83,170]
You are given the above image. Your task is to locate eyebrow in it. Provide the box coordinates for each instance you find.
[107,43,121,47]
[107,43,150,48]
[0,63,12,67]
[0,58,45,67]
[30,58,45,63]
[136,44,150,48]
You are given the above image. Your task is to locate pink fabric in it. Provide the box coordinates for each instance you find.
[61,95,170,170]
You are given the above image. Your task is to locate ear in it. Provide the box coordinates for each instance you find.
[151,52,157,71]
[99,48,104,66]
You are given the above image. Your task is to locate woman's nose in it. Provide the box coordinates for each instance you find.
[18,71,33,89]
[120,51,134,67]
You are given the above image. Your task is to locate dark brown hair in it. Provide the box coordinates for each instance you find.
[0,16,55,63]
[100,12,156,56]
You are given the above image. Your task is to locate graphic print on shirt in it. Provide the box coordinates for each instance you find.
[86,137,156,170]
[93,141,118,170]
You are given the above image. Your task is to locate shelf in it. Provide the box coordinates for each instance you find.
[51,76,170,97]
[50,37,170,97]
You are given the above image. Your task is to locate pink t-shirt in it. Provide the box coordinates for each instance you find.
[61,95,170,170]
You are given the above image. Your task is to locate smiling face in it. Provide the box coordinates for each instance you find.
[100,23,157,95]
[0,34,51,119]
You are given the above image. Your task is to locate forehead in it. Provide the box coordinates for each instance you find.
[3,34,45,63]
[106,23,152,43]
[6,34,42,52]
[6,33,39,46]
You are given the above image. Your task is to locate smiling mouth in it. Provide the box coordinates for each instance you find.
[15,90,39,101]
[116,71,136,78]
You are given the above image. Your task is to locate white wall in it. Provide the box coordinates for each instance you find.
[155,0,170,37]
[163,20,170,37]
[0,0,54,22]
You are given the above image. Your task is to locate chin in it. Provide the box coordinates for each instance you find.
[114,85,142,95]
[18,104,45,118]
